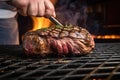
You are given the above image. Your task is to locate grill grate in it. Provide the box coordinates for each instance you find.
[0,43,120,80]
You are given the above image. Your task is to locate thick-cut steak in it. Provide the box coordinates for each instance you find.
[22,25,95,57]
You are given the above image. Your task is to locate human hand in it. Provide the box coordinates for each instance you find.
[9,0,56,18]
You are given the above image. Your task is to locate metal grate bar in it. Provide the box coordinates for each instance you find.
[106,64,120,80]
[0,43,119,80]
[0,60,41,78]
[59,58,96,80]
[18,64,50,78]
[37,59,79,80]
[82,56,113,80]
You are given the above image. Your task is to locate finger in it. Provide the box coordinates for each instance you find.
[27,1,38,16]
[37,0,45,17]
[44,0,56,18]
[17,7,27,16]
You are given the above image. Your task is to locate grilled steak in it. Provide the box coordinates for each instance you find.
[22,25,95,57]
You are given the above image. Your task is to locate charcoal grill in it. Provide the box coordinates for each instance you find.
[0,43,120,80]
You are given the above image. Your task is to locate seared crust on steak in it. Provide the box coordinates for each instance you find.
[22,25,95,57]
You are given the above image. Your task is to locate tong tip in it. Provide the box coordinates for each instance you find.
[49,16,63,26]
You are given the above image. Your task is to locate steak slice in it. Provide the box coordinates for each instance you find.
[22,25,95,57]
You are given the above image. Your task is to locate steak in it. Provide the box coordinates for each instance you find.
[22,25,95,57]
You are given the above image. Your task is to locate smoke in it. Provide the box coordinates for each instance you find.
[55,0,103,34]
[55,0,87,27]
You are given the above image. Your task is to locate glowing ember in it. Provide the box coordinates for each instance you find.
[93,35,120,39]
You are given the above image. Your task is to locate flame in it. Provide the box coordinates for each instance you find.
[31,0,57,31]
[51,0,57,5]
[93,35,120,39]
[32,17,52,31]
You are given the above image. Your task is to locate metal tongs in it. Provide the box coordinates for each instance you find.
[49,16,63,26]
